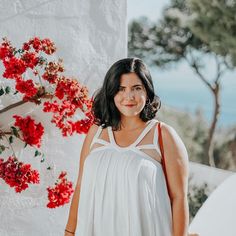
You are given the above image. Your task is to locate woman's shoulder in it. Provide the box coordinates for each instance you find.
[87,123,109,137]
[152,119,174,129]
[157,120,187,153]
[159,121,176,134]
[86,123,100,138]
[154,120,181,143]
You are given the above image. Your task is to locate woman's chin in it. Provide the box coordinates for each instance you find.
[120,111,141,117]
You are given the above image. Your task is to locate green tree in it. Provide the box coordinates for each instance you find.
[188,180,209,221]
[128,0,235,167]
[188,0,236,67]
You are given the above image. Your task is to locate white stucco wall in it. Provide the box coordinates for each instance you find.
[0,0,127,235]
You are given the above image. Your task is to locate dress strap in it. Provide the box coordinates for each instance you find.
[90,126,103,149]
[136,144,156,149]
[107,120,159,149]
[151,121,162,155]
[107,126,113,144]
[132,119,157,147]
[158,122,171,199]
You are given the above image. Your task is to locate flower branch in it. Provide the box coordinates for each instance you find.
[0,37,94,208]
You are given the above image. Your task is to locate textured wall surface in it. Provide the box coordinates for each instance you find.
[0,0,127,235]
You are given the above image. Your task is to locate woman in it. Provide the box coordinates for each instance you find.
[65,58,198,236]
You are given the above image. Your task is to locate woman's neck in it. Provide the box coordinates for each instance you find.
[119,116,146,131]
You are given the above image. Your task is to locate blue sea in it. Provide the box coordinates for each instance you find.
[151,64,236,127]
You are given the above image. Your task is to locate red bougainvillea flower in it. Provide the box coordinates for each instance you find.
[42,60,64,84]
[15,78,38,100]
[73,112,94,134]
[1,37,94,137]
[0,38,14,60]
[21,52,39,69]
[43,98,94,136]
[22,42,30,51]
[13,115,44,147]
[29,37,42,52]
[3,57,26,79]
[43,100,60,113]
[61,112,94,137]
[0,47,10,60]
[0,156,40,193]
[23,37,56,55]
[43,73,94,136]
[41,38,56,55]
[55,77,82,100]
[47,171,74,208]
[60,122,74,137]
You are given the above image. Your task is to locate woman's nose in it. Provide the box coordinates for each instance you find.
[124,90,135,100]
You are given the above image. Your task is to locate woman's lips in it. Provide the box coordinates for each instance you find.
[124,104,136,107]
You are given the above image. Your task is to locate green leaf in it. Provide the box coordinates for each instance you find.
[9,136,13,144]
[11,126,19,137]
[40,157,45,163]
[5,86,11,94]
[13,91,19,95]
[24,143,28,148]
[34,150,41,157]
[0,145,6,154]
[0,88,4,96]
[47,166,52,170]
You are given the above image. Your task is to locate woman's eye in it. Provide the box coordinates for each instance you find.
[135,87,142,91]
[118,86,143,92]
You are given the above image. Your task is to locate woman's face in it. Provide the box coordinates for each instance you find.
[114,72,147,118]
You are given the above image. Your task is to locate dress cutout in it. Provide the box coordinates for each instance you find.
[77,119,172,236]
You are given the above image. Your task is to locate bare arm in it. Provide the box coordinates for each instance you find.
[64,124,99,235]
[161,123,189,236]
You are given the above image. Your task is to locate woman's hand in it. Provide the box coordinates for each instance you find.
[64,229,75,236]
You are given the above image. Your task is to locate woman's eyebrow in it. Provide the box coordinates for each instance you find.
[119,84,143,88]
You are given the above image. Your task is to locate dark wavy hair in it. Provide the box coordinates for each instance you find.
[92,57,161,130]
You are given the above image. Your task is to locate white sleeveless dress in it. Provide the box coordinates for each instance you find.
[76,119,172,236]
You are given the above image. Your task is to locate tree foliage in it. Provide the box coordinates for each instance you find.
[188,181,209,221]
[187,0,236,67]
[128,1,207,67]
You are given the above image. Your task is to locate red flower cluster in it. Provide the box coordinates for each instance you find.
[13,115,44,147]
[43,76,94,136]
[44,100,94,137]
[15,78,38,100]
[0,37,56,101]
[0,38,14,60]
[42,60,64,84]
[47,171,74,208]
[21,52,39,69]
[1,37,94,136]
[55,77,84,100]
[22,37,56,55]
[0,37,93,207]
[73,112,94,134]
[0,156,40,193]
[3,57,27,79]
